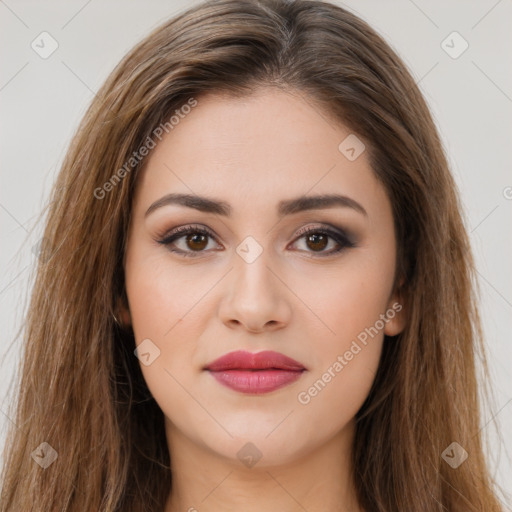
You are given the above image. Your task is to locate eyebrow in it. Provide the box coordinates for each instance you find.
[144,192,367,218]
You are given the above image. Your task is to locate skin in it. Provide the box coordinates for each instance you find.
[121,87,406,512]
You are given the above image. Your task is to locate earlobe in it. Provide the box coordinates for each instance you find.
[384,304,405,336]
[116,292,132,328]
[119,307,132,327]
[384,284,406,337]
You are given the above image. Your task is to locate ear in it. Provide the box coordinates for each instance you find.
[116,291,132,328]
[384,278,406,336]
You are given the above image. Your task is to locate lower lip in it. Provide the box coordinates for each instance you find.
[207,369,304,394]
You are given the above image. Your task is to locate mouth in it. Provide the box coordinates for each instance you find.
[204,350,306,394]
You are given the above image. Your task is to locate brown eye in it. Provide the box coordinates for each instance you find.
[291,226,355,257]
[304,232,329,252]
[158,224,355,258]
[157,225,220,257]
[185,233,208,251]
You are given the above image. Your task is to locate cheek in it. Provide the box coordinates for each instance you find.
[124,250,178,358]
[293,297,387,442]
[125,247,212,342]
[292,249,395,349]
[124,257,208,420]
[126,265,172,342]
[291,251,394,419]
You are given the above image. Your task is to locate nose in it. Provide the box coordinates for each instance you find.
[218,247,292,334]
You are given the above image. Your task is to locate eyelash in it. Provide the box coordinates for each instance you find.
[156,224,355,258]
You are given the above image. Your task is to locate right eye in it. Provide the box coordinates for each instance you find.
[157,224,222,257]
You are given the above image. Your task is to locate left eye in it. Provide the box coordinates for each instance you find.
[157,225,354,258]
[289,226,355,256]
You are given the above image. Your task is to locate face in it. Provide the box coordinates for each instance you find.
[122,87,405,467]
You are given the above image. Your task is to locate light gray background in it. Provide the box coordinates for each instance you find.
[1,0,511,506]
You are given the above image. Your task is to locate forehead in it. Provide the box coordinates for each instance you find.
[133,87,388,220]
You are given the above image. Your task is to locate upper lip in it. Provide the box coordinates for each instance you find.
[205,350,306,371]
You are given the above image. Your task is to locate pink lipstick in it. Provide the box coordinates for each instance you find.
[204,350,306,394]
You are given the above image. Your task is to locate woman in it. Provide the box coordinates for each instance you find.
[0,0,506,510]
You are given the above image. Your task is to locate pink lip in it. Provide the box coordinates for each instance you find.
[205,350,306,394]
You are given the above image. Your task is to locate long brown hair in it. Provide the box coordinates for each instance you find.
[0,0,505,510]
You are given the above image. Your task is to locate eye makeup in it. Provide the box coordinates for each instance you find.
[155,222,357,258]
